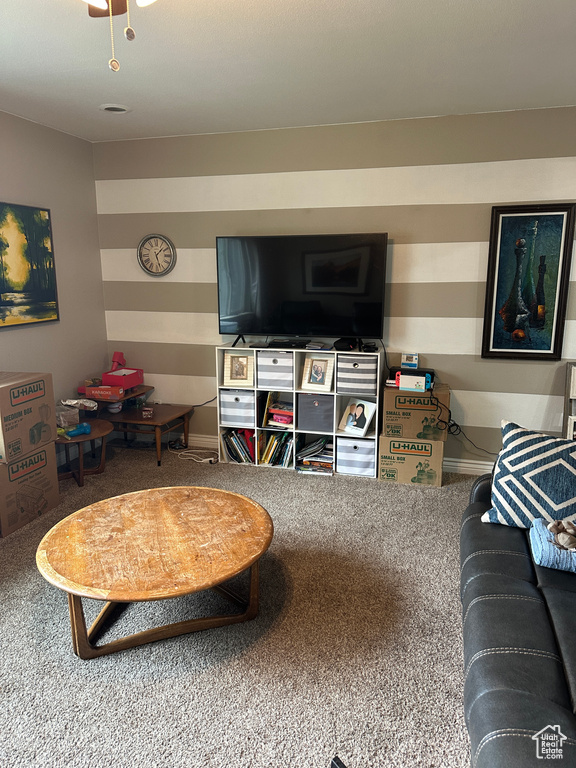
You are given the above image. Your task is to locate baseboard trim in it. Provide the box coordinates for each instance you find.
[443,457,494,476]
[187,433,219,450]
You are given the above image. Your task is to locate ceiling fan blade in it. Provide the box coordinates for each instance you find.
[81,0,108,9]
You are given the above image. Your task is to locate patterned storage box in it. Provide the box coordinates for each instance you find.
[257,351,294,390]
[219,389,255,427]
[336,437,376,477]
[297,393,334,432]
[336,354,378,396]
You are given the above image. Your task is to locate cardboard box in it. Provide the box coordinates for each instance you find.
[0,442,60,537]
[378,436,444,487]
[0,372,57,463]
[85,385,124,401]
[101,367,144,389]
[383,383,450,442]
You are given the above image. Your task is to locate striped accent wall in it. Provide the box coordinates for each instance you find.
[93,108,576,469]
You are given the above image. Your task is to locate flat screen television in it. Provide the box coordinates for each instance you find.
[216,233,388,340]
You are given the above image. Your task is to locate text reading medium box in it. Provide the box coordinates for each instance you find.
[0,372,57,463]
[378,436,444,487]
[383,383,450,442]
[0,442,60,537]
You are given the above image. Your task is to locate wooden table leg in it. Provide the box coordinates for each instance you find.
[155,425,162,466]
[77,443,85,487]
[65,562,261,660]
[182,410,190,448]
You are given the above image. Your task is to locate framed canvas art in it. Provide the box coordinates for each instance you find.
[0,202,59,329]
[482,204,576,360]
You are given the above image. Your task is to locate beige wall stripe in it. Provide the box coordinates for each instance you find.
[103,282,218,313]
[106,341,217,377]
[96,204,494,249]
[92,107,576,180]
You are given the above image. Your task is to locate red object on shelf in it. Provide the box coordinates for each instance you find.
[101,367,144,389]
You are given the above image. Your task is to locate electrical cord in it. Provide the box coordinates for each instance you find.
[429,392,499,457]
[167,442,219,463]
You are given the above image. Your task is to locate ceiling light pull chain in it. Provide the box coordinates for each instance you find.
[125,0,136,41]
[109,1,120,71]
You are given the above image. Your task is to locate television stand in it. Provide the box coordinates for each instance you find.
[232,335,246,347]
[267,339,310,349]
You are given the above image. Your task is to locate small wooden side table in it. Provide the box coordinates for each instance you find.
[36,486,274,659]
[103,403,194,466]
[56,418,114,487]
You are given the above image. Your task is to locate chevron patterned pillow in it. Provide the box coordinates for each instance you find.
[482,420,576,528]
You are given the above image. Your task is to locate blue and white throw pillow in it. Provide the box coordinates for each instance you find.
[482,420,576,528]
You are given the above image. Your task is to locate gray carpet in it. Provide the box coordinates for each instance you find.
[0,442,476,768]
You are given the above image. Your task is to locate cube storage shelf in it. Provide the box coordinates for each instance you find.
[216,345,383,478]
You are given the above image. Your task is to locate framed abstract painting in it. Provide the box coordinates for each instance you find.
[0,202,59,329]
[482,203,576,360]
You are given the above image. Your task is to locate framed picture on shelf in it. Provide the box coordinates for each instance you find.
[300,354,334,392]
[338,398,376,437]
[223,351,254,388]
[481,203,576,360]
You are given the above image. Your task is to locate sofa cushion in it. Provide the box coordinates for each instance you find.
[482,421,576,528]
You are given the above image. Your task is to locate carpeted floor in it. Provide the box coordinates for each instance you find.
[0,442,476,768]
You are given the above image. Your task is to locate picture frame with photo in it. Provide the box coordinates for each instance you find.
[300,354,334,392]
[338,397,376,437]
[223,351,254,388]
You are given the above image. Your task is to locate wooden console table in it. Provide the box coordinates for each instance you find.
[104,403,194,466]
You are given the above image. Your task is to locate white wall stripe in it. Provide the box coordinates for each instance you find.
[101,249,217,282]
[388,242,489,284]
[384,317,484,355]
[450,390,564,433]
[143,372,217,408]
[95,157,576,214]
[106,310,222,345]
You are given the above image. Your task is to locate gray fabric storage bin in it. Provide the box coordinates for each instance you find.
[219,389,255,427]
[257,350,294,390]
[336,437,376,477]
[297,393,334,432]
[336,354,378,395]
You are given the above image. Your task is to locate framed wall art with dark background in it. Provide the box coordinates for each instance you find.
[482,203,576,360]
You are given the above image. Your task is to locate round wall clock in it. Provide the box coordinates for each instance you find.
[137,234,177,276]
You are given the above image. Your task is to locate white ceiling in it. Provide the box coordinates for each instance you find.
[2,0,576,143]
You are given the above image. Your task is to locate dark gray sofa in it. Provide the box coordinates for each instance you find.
[460,474,576,767]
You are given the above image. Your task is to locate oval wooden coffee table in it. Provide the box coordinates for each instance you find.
[36,486,273,659]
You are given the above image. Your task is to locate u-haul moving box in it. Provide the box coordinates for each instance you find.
[0,372,57,462]
[382,384,450,442]
[378,436,444,487]
[0,442,60,537]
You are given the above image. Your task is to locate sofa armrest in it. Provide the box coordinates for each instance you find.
[469,473,492,506]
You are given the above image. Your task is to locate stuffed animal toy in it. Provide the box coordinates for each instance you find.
[548,520,576,551]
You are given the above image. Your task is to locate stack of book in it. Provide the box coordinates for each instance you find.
[295,437,334,474]
[265,398,294,429]
[221,428,255,464]
[259,431,294,467]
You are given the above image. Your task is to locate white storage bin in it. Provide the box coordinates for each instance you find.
[336,354,378,395]
[257,351,294,390]
[336,437,376,477]
[219,389,255,427]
